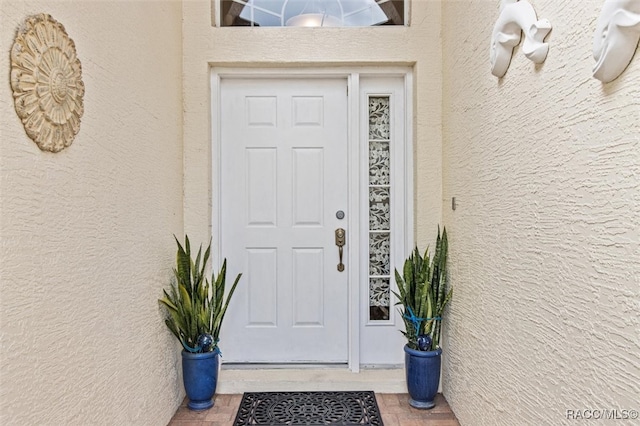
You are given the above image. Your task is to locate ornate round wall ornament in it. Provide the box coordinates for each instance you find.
[10,14,84,153]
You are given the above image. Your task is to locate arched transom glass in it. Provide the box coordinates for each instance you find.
[220,0,405,27]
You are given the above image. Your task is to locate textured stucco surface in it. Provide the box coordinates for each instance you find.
[0,1,184,424]
[3,0,637,423]
[441,1,639,425]
[182,0,443,246]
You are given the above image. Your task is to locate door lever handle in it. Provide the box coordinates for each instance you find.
[335,228,345,272]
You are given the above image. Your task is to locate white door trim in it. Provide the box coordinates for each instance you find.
[210,66,414,372]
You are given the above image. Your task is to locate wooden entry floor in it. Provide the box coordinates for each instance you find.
[168,393,460,426]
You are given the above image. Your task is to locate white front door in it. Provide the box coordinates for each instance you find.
[220,78,349,363]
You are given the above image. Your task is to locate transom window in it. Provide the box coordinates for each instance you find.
[220,0,405,27]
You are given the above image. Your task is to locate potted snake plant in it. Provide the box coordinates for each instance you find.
[393,226,452,409]
[159,236,241,411]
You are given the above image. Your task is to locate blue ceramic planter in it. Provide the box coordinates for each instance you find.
[404,344,442,409]
[182,349,220,411]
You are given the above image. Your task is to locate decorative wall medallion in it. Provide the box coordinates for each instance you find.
[490,0,552,78]
[11,14,84,152]
[593,0,640,83]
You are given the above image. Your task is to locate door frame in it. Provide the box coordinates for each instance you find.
[211,66,414,372]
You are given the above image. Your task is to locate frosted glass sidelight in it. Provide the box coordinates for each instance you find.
[369,141,390,185]
[368,96,391,321]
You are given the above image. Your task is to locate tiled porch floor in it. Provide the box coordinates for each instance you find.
[169,393,460,426]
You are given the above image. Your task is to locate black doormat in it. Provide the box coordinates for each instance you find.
[232,391,384,426]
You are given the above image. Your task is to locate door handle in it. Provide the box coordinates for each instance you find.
[335,228,345,272]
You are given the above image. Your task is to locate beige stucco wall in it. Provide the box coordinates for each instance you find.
[441,1,639,425]
[4,0,636,423]
[182,0,443,247]
[0,1,184,424]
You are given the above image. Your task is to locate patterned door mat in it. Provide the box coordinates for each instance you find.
[232,391,384,425]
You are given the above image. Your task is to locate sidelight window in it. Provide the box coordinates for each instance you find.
[368,96,392,321]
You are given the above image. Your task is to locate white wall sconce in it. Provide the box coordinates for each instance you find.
[593,0,640,83]
[490,0,552,78]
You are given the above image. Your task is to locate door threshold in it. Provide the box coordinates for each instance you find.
[222,363,348,370]
[216,366,405,393]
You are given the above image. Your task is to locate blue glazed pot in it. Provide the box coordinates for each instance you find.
[182,349,220,411]
[404,344,442,409]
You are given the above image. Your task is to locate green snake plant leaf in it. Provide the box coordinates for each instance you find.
[174,236,191,288]
[394,269,406,303]
[403,257,413,302]
[194,245,202,280]
[213,269,242,341]
[203,241,211,273]
[438,288,453,316]
[179,284,192,314]
[165,318,180,340]
[391,289,403,306]
[436,228,448,310]
[213,260,227,313]
[159,235,243,353]
[167,308,187,338]
[159,296,178,312]
[393,226,452,351]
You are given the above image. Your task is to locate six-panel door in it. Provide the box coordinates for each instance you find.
[220,78,349,363]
